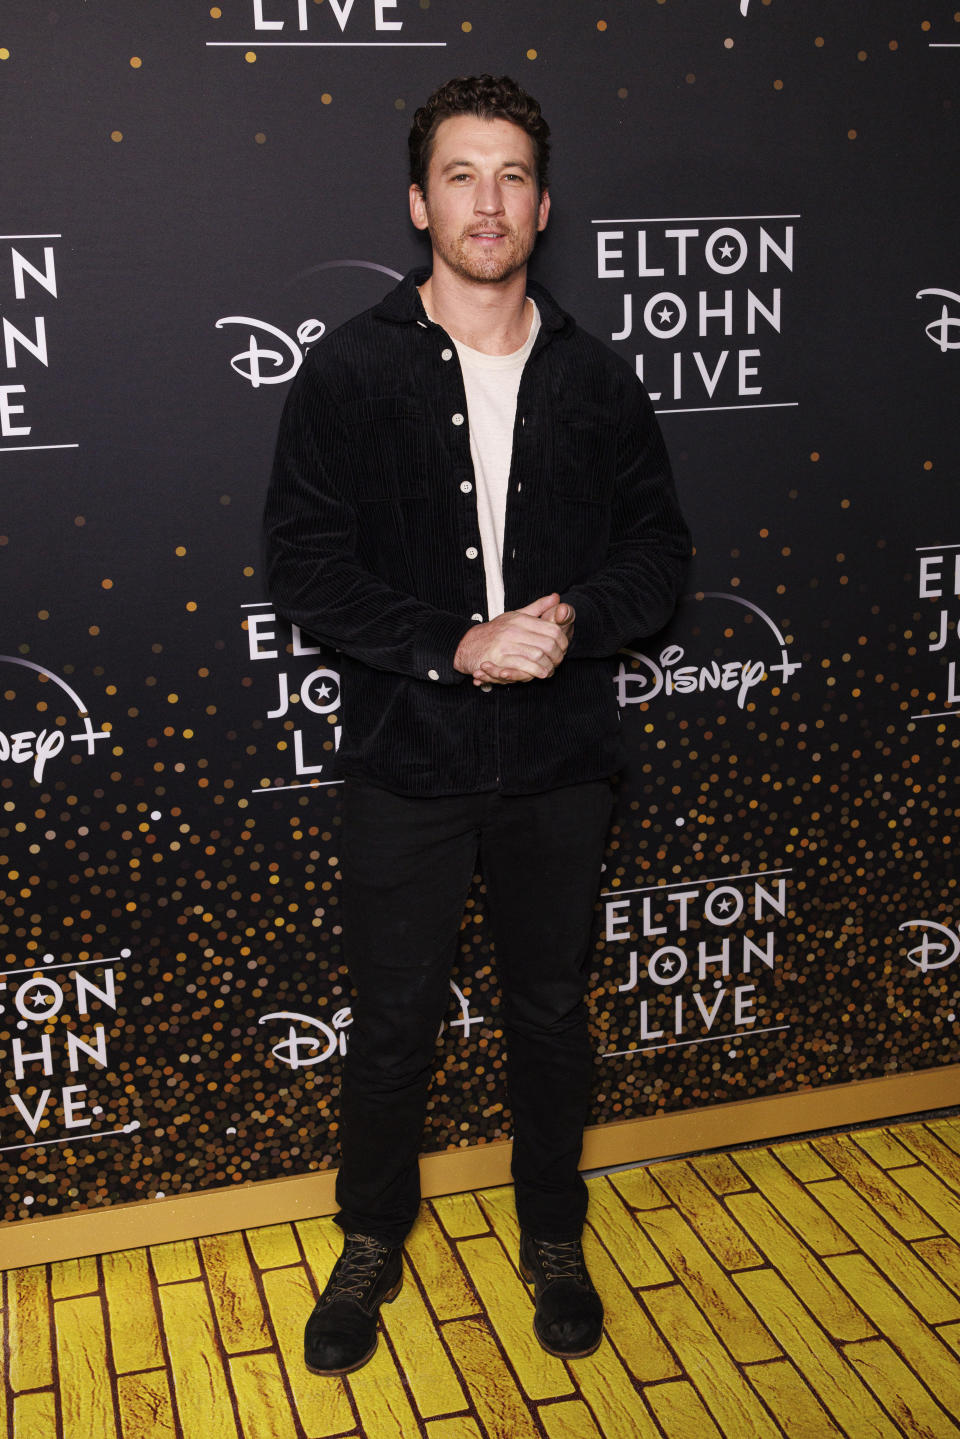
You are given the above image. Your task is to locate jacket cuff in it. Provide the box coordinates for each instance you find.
[415,613,475,684]
[559,592,601,658]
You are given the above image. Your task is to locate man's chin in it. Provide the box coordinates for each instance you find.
[450,251,530,284]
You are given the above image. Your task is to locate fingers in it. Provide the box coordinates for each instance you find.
[519,591,561,618]
[474,667,536,685]
[542,600,575,627]
[479,652,553,681]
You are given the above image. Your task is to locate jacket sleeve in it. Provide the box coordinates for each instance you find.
[263,357,472,683]
[559,372,692,657]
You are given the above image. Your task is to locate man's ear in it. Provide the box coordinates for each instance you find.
[537,187,551,233]
[409,184,429,231]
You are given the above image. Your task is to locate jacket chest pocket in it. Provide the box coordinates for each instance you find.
[343,397,432,501]
[551,401,616,502]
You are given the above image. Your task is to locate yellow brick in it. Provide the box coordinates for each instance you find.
[941,1322,960,1356]
[116,1370,177,1439]
[582,1226,679,1382]
[381,1256,468,1418]
[929,1115,960,1157]
[826,1252,960,1417]
[444,1315,543,1439]
[347,1314,436,1439]
[567,1336,662,1438]
[157,1280,240,1439]
[584,1176,672,1287]
[477,1184,520,1255]
[432,1191,489,1238]
[845,1335,960,1438]
[295,1213,343,1296]
[0,1302,6,1439]
[734,1266,899,1438]
[809,1177,960,1324]
[538,1397,604,1438]
[149,1238,200,1285]
[653,1160,762,1269]
[772,1140,835,1183]
[231,1352,300,1439]
[427,1418,483,1439]
[642,1283,782,1438]
[404,1205,480,1321]
[56,1293,119,1439]
[13,1389,57,1438]
[812,1136,941,1239]
[608,1163,669,1210]
[199,1231,270,1354]
[259,1264,355,1439]
[900,1120,960,1185]
[851,1126,916,1169]
[732,1148,855,1255]
[246,1222,302,1270]
[457,1236,573,1401]
[724,1190,875,1341]
[894,1149,960,1232]
[644,1378,724,1439]
[637,1206,781,1361]
[8,1264,52,1391]
[913,1236,960,1297]
[49,1254,99,1298]
[690,1151,753,1195]
[745,1358,845,1438]
[101,1248,164,1374]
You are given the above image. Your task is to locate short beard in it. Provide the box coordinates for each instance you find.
[436,226,536,284]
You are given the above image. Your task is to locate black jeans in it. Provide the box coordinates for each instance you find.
[333,777,614,1247]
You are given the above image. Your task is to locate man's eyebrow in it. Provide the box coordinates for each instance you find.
[439,157,534,173]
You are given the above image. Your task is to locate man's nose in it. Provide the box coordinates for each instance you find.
[474,177,504,213]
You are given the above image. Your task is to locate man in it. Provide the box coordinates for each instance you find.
[264,74,691,1376]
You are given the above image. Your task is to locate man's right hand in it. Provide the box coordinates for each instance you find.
[454,593,572,685]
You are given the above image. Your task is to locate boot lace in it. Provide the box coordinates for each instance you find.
[535,1238,588,1284]
[327,1236,392,1303]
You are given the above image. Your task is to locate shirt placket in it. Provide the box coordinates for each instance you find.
[420,320,500,783]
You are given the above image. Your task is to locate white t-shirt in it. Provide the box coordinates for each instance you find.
[452,303,541,618]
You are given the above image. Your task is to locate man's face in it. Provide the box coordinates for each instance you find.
[409,114,550,285]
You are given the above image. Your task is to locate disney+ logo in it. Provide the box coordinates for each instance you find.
[916,288,960,353]
[898,919,960,973]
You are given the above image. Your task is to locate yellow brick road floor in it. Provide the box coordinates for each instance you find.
[5,1115,960,1437]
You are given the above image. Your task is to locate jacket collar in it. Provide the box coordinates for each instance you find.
[373,267,570,335]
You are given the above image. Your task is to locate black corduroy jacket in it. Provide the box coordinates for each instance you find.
[263,269,691,795]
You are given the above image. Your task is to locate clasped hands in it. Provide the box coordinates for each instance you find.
[453,593,575,687]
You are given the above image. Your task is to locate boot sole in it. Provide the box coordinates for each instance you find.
[532,1323,603,1360]
[304,1276,403,1376]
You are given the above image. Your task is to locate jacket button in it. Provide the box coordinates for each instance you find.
[452,412,465,426]
[480,684,493,693]
[460,480,473,493]
[427,669,440,680]
[465,546,478,559]
[441,348,453,361]
[471,613,484,622]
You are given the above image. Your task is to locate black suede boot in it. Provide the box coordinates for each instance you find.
[304,1233,403,1375]
[518,1230,604,1358]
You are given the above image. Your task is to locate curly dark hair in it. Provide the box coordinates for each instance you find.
[408,74,551,194]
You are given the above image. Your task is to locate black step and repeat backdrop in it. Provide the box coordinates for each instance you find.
[2,2,957,1225]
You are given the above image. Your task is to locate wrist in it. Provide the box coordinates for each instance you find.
[454,623,482,674]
